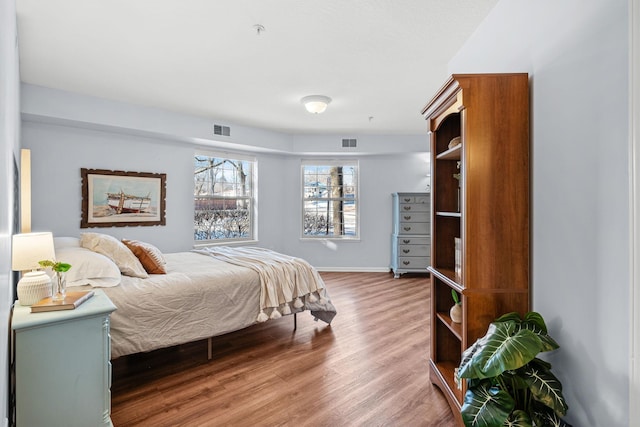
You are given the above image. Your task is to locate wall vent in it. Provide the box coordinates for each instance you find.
[213,124,231,136]
[342,138,357,148]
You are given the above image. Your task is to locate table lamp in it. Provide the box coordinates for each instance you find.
[12,232,55,306]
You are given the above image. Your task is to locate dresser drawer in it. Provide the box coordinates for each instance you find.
[397,237,430,245]
[397,256,429,268]
[397,244,430,257]
[399,222,429,234]
[399,195,429,204]
[399,203,430,213]
[399,212,430,223]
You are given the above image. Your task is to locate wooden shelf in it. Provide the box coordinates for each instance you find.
[436,312,462,340]
[428,267,462,291]
[436,144,461,160]
[435,211,462,218]
[429,359,464,404]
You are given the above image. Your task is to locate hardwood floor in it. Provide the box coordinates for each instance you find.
[110,272,456,427]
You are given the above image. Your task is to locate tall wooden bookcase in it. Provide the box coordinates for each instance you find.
[422,74,530,423]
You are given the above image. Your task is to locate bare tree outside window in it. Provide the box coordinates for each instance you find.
[302,163,358,238]
[194,154,254,242]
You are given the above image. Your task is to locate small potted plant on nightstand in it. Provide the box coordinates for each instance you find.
[38,260,71,301]
[457,311,571,427]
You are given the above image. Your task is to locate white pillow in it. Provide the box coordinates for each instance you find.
[54,246,121,287]
[80,232,148,278]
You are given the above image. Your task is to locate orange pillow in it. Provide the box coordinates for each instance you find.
[121,239,166,274]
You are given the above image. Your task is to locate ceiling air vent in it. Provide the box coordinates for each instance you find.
[342,138,357,148]
[213,124,231,137]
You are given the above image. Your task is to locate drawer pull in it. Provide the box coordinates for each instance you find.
[403,198,411,202]
[403,206,412,211]
[403,239,410,244]
[403,227,412,231]
[403,261,411,265]
[402,249,410,254]
[403,215,411,220]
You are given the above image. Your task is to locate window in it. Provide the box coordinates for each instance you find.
[194,153,255,243]
[302,161,358,239]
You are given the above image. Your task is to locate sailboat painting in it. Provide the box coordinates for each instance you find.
[81,168,166,228]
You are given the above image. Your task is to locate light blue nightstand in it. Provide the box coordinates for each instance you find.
[11,290,117,427]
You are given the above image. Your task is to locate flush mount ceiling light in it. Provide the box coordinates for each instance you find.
[301,95,332,114]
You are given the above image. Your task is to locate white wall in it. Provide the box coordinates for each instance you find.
[21,85,429,269]
[450,1,629,425]
[0,0,19,424]
[21,120,195,252]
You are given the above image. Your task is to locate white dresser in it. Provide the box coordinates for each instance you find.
[11,290,117,427]
[390,192,431,278]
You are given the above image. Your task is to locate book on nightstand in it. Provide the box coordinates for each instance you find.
[30,290,95,313]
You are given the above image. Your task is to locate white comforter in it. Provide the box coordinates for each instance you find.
[68,250,336,358]
[195,246,328,322]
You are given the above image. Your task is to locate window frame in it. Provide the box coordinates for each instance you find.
[193,151,257,246]
[300,159,360,241]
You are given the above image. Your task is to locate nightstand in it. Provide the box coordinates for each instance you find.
[11,290,117,427]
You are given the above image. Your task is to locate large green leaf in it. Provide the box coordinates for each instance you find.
[500,368,530,391]
[537,334,560,352]
[524,359,568,416]
[531,401,573,427]
[459,321,544,379]
[461,381,514,427]
[518,314,559,352]
[495,312,523,323]
[460,340,485,379]
[504,410,532,427]
[522,312,547,334]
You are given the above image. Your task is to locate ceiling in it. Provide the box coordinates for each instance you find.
[15,0,498,136]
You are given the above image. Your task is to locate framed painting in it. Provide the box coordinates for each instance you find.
[81,168,166,228]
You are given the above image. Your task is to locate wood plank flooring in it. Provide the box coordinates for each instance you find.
[110,272,456,427]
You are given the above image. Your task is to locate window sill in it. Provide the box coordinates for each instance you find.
[299,237,361,243]
[193,239,259,248]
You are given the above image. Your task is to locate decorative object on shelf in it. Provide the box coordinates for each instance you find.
[453,161,461,212]
[301,95,332,114]
[38,259,72,301]
[457,312,570,427]
[81,168,167,228]
[11,232,55,306]
[448,136,461,149]
[449,289,462,323]
[454,237,462,278]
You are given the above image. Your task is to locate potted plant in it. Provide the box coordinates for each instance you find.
[39,259,71,301]
[450,289,462,323]
[457,311,571,427]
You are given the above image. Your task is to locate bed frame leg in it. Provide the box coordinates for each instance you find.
[207,337,212,360]
[294,313,297,331]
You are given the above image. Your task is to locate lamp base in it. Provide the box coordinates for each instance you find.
[17,271,52,306]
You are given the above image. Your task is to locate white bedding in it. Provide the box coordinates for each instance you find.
[195,246,328,321]
[68,250,336,358]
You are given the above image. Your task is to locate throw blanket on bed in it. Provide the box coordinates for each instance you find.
[194,246,328,322]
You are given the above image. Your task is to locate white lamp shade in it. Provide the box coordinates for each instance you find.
[12,232,55,271]
[301,95,332,114]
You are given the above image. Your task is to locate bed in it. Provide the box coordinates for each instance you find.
[56,233,337,359]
